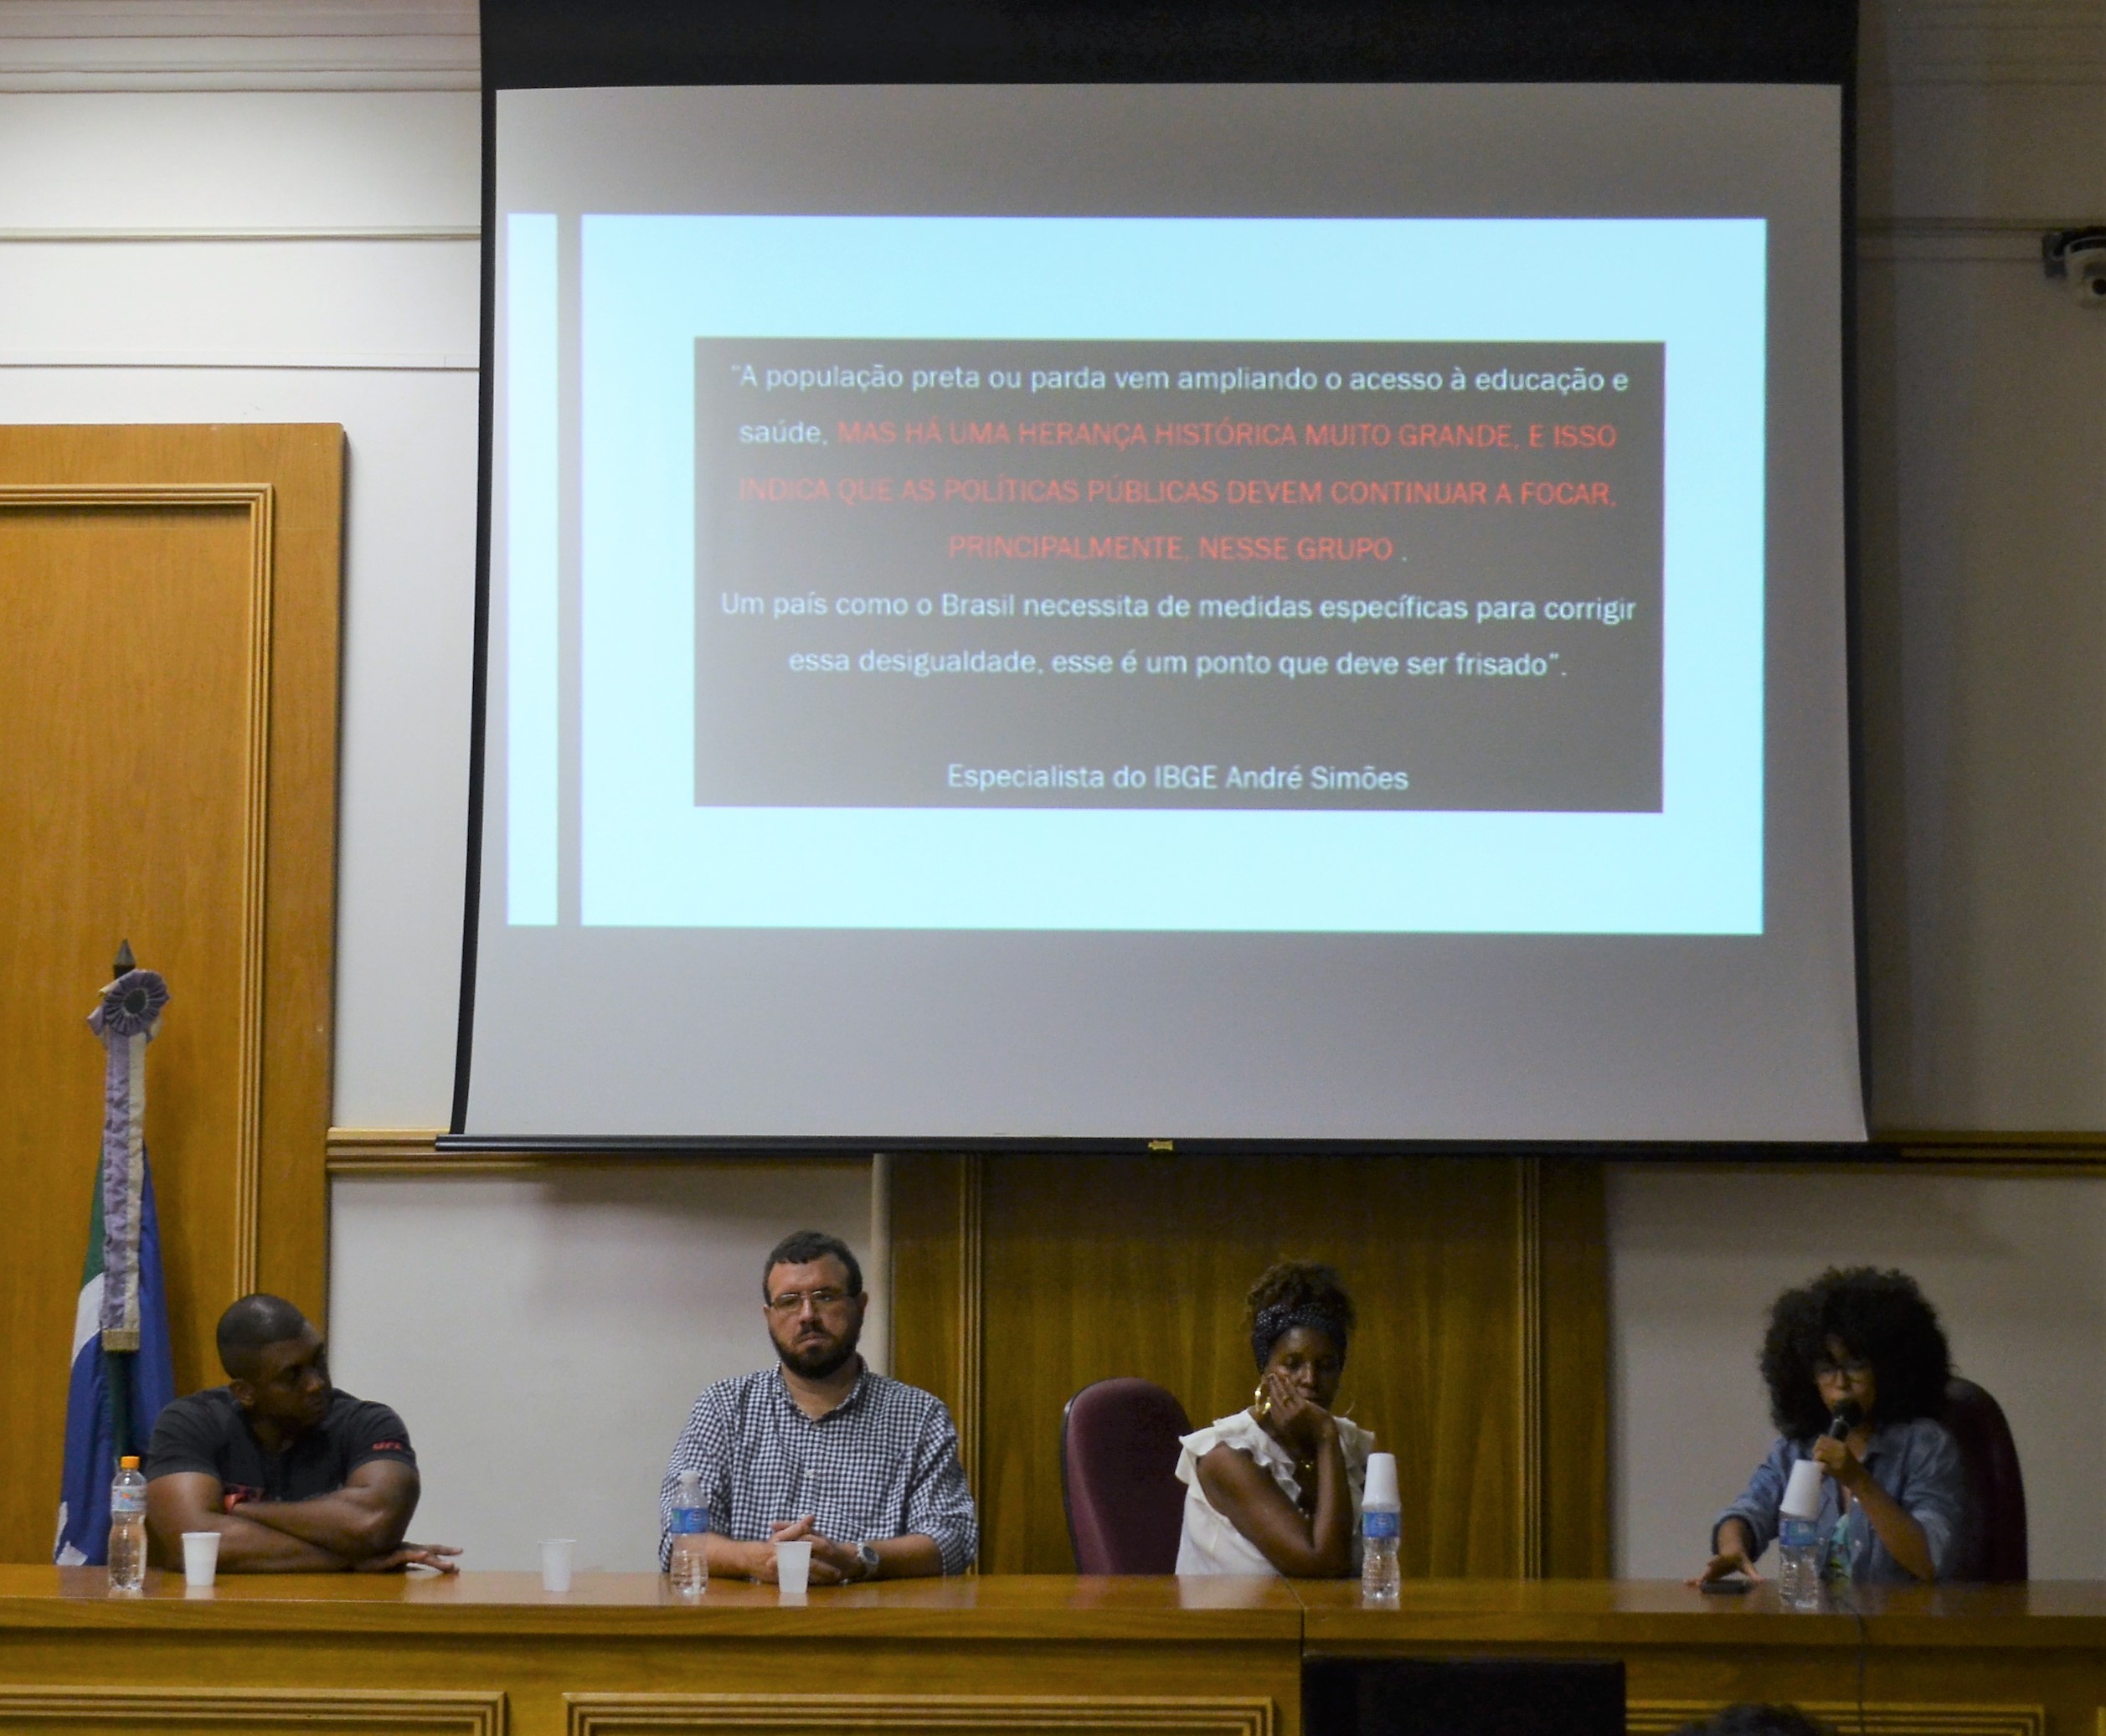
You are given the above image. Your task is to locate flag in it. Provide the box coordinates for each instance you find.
[54,965,177,1567]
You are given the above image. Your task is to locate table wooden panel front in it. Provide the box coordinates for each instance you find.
[8,1570,2106,1736]
[0,1568,1302,1736]
[1299,1579,2106,1735]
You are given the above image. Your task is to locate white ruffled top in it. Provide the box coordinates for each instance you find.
[1172,1408,1377,1575]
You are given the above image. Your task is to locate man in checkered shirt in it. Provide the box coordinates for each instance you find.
[658,1229,977,1582]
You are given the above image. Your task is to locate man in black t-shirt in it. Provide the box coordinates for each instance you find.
[144,1294,459,1574]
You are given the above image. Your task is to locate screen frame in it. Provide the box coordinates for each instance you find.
[451,0,1865,1154]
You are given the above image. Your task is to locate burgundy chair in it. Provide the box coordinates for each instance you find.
[1944,1376,2027,1581]
[1061,1378,1192,1574]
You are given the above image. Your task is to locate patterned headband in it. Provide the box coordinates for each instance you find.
[1252,1301,1350,1369]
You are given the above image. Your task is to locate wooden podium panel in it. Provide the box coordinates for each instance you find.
[1297,1579,2106,1735]
[0,428,342,1565]
[0,1569,1305,1736]
[12,1575,2106,1736]
[8,1572,2106,1736]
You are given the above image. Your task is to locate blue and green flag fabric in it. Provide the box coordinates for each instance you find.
[54,967,176,1566]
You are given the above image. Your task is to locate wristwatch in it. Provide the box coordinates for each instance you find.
[854,1541,881,1581]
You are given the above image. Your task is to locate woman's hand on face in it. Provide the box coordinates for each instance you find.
[1810,1434,1869,1492]
[1261,1368,1338,1455]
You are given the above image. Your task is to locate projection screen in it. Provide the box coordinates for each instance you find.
[459,64,1862,1146]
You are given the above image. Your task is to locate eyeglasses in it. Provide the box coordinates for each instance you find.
[1813,1358,1872,1380]
[766,1288,853,1316]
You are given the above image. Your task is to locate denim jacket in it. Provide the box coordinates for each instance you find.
[1712,1415,1965,1584]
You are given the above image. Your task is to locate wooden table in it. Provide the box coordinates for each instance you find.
[1298,1579,2106,1734]
[6,1570,2106,1736]
[0,1566,1304,1736]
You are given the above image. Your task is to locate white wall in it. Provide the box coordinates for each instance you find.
[0,85,483,1126]
[328,1163,876,1569]
[1854,3,2106,1130]
[1609,1166,2106,1578]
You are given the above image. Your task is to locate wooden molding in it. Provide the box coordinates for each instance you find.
[958,1151,985,1546]
[1882,1131,2106,1163]
[1632,1705,2042,1736]
[0,1685,504,1732]
[233,485,274,1296]
[331,1127,472,1172]
[1516,1156,1545,1579]
[1535,1157,1610,1577]
[0,482,274,1296]
[565,1695,1271,1736]
[324,1131,875,1175]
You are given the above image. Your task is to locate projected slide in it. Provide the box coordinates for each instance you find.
[472,79,1861,1144]
[696,337,1662,814]
[509,213,1766,935]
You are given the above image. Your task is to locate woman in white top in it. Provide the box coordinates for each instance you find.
[1175,1260,1374,1576]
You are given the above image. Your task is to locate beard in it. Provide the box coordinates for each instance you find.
[772,1312,862,1381]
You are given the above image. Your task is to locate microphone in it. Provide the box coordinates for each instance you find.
[1826,1399,1863,1440]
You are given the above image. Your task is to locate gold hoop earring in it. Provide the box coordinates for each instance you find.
[1252,1380,1271,1419]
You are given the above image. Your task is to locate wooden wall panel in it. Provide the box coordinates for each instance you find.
[1537,1156,1610,1576]
[896,1152,1605,1578]
[0,504,254,1419]
[0,427,341,1565]
[888,1153,976,1489]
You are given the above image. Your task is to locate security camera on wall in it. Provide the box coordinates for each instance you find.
[2043,228,2106,307]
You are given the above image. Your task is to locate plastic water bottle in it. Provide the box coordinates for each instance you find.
[1774,1456,1825,1610]
[667,1471,708,1595]
[107,1456,147,1593]
[1360,1450,1402,1605]
[1777,1515,1822,1610]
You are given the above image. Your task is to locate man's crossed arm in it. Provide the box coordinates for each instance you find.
[146,1460,460,1574]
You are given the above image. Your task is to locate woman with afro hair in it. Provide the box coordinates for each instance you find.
[1173,1260,1377,1576]
[1697,1267,1967,1587]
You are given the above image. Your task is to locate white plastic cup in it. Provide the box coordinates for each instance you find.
[1362,1452,1401,1510]
[1779,1459,1825,1522]
[181,1531,220,1589]
[774,1538,812,1594]
[539,1538,576,1594]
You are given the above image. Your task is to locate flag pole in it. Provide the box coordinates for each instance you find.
[54,943,178,1564]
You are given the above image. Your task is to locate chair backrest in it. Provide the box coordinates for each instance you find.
[1944,1376,2027,1581]
[1060,1377,1192,1574]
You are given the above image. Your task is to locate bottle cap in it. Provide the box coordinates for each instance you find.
[1362,1450,1400,1509]
[1779,1458,1824,1521]
[119,1456,140,1470]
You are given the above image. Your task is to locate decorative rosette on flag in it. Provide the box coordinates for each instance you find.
[86,966,169,1354]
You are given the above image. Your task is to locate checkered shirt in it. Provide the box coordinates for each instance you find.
[658,1363,978,1574]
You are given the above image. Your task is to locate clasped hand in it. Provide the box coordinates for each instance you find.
[754,1515,859,1584]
